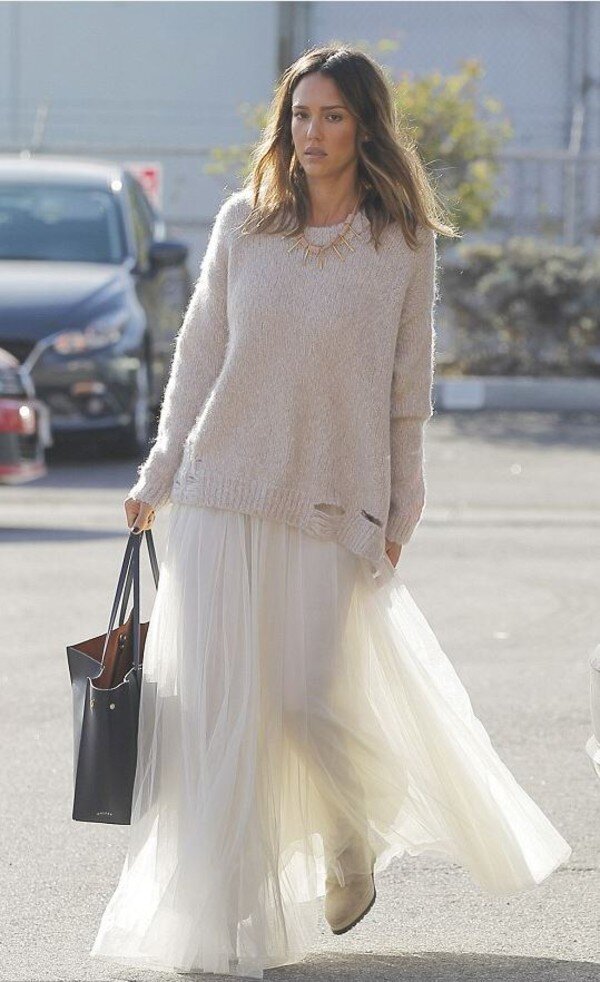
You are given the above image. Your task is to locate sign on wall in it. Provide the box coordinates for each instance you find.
[124,162,163,209]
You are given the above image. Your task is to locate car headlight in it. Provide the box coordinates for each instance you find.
[51,312,129,355]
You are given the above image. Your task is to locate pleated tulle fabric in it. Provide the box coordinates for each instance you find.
[90,503,571,979]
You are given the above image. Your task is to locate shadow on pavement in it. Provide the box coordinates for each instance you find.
[0,526,128,543]
[270,951,599,981]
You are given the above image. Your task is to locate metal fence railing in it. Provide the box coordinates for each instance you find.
[1,138,599,260]
[488,149,600,246]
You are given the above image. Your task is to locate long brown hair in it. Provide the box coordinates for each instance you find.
[238,44,457,251]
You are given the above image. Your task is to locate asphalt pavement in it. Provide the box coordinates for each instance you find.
[1,411,599,981]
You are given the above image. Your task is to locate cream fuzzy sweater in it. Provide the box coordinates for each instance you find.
[128,189,438,574]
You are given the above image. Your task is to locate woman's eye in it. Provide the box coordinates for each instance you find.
[292,112,343,121]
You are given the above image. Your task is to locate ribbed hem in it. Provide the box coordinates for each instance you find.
[385,507,424,546]
[127,475,173,511]
[170,457,388,571]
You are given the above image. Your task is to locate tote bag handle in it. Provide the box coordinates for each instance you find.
[99,529,159,672]
[119,528,160,625]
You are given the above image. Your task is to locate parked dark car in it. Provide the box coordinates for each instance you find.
[0,155,192,455]
[0,345,52,482]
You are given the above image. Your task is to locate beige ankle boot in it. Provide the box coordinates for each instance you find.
[324,836,376,935]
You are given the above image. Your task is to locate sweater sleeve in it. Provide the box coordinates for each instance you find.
[385,225,437,546]
[126,195,235,510]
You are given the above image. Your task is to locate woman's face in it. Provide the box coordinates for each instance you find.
[291,72,361,181]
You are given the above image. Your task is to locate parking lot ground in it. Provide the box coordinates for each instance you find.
[1,411,599,981]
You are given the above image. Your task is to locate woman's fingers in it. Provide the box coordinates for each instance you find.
[131,504,156,533]
[124,497,156,533]
[384,540,403,568]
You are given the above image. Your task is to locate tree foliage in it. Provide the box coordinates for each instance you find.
[205,44,513,235]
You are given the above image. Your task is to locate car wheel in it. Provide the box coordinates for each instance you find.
[111,360,154,458]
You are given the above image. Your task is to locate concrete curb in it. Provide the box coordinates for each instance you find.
[433,376,600,411]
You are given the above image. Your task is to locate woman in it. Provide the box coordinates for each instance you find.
[90,45,571,979]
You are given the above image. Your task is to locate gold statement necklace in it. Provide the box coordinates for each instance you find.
[284,197,363,270]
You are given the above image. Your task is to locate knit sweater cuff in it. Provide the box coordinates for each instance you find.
[385,491,426,545]
[126,443,182,511]
[127,474,173,512]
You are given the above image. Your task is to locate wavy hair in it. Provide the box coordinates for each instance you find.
[238,43,457,251]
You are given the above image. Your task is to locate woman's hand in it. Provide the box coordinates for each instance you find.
[124,497,156,534]
[385,538,402,568]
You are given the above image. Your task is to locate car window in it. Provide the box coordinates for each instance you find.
[0,184,126,263]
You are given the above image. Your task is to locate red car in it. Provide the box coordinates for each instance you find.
[0,346,52,483]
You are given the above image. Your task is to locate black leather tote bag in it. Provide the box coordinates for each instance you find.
[67,529,160,825]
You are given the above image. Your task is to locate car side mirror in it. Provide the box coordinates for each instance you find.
[148,240,189,269]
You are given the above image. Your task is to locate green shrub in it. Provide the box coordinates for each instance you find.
[443,238,600,376]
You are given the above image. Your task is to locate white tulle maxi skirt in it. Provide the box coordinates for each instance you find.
[90,502,571,979]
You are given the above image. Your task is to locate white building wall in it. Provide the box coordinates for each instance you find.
[1,0,599,255]
[0,0,280,261]
[309,2,579,149]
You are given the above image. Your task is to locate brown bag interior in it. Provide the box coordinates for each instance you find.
[75,610,151,689]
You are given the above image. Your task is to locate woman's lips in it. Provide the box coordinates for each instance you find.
[305,150,327,156]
